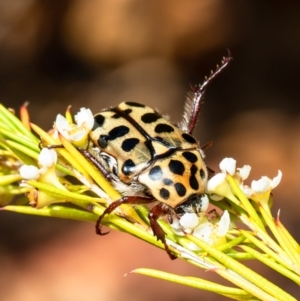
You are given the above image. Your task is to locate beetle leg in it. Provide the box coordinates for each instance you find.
[206,166,215,179]
[180,51,232,134]
[77,148,175,259]
[149,203,176,260]
[96,196,153,235]
[201,140,213,150]
[96,197,176,259]
[77,147,114,181]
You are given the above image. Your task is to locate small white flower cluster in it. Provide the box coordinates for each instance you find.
[18,107,95,208]
[19,148,57,180]
[20,108,94,181]
[171,194,230,249]
[207,157,282,199]
[18,107,94,180]
[19,148,68,208]
[55,107,94,147]
[172,158,282,249]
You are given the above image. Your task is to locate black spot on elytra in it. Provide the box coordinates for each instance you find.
[155,123,174,133]
[141,112,161,124]
[174,182,186,197]
[98,125,130,149]
[148,166,163,181]
[189,164,199,190]
[122,159,136,175]
[182,133,196,144]
[112,113,121,118]
[121,138,140,152]
[169,160,185,175]
[98,135,108,148]
[190,165,197,174]
[123,109,132,114]
[93,114,105,130]
[108,125,129,140]
[182,151,198,163]
[154,136,164,142]
[162,178,173,186]
[200,168,206,180]
[189,176,199,190]
[159,188,170,200]
[125,102,145,108]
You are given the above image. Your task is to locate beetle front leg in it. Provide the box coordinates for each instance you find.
[77,147,114,181]
[96,196,153,235]
[149,203,176,260]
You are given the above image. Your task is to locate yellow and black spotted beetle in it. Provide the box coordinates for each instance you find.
[82,52,232,259]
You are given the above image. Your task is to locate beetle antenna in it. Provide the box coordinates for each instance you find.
[179,50,232,134]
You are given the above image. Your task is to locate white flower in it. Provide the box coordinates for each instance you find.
[240,184,253,198]
[74,108,94,130]
[38,148,57,168]
[194,210,230,243]
[200,195,209,212]
[55,114,72,139]
[54,107,94,146]
[251,178,270,193]
[170,217,184,236]
[251,170,282,193]
[219,158,236,175]
[206,173,237,203]
[171,212,203,236]
[236,165,251,181]
[192,222,213,244]
[173,208,230,248]
[206,173,227,193]
[19,165,40,180]
[269,170,282,189]
[191,210,230,246]
[217,210,230,236]
[19,148,58,180]
[171,195,210,236]
[238,170,282,207]
[19,148,68,208]
[180,213,199,229]
[218,158,252,183]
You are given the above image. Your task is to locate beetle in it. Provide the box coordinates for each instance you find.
[83,53,232,259]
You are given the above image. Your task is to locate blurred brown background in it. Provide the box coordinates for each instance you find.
[1,1,300,300]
